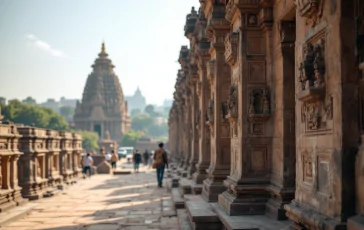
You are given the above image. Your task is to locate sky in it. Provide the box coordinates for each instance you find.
[0,0,198,106]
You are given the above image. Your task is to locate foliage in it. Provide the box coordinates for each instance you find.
[73,130,99,151]
[59,106,75,120]
[131,114,154,132]
[121,130,143,147]
[1,100,68,131]
[146,122,168,137]
[130,108,142,118]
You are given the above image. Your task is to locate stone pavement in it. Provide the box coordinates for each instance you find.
[1,163,178,230]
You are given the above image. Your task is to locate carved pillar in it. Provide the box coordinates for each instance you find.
[183,95,191,171]
[202,4,231,202]
[1,155,11,189]
[285,0,359,229]
[193,55,211,184]
[188,80,199,177]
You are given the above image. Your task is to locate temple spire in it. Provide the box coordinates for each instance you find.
[101,41,106,55]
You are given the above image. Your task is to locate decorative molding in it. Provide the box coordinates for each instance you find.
[224,32,239,66]
[294,0,325,27]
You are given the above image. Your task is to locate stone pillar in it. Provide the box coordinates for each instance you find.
[201,4,231,202]
[18,127,49,200]
[46,130,63,188]
[187,74,199,177]
[59,131,74,184]
[285,0,359,228]
[72,133,83,179]
[193,54,211,184]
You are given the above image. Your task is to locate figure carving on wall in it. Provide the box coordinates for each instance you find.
[248,14,257,26]
[305,158,313,178]
[299,41,325,90]
[249,89,271,115]
[324,96,333,120]
[227,84,238,118]
[299,42,315,90]
[221,101,228,121]
[307,104,320,130]
[262,89,270,114]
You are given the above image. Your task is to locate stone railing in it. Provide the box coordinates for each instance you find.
[0,122,83,211]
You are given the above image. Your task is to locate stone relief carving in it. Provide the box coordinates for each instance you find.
[298,39,326,103]
[227,84,238,119]
[306,103,320,130]
[247,14,258,26]
[248,88,271,122]
[294,0,325,27]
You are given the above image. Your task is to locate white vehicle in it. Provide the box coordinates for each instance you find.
[119,147,134,162]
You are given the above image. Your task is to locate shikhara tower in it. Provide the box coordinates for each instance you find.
[74,43,131,140]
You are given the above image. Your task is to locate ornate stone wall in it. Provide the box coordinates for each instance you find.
[169,0,364,229]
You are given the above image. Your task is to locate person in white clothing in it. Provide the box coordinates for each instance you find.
[82,153,93,177]
[105,152,112,162]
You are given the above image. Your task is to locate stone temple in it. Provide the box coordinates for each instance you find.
[74,43,131,140]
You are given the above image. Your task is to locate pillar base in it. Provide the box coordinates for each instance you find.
[20,179,48,201]
[218,189,269,216]
[192,162,209,184]
[285,201,346,230]
[348,215,364,230]
[265,186,295,220]
[201,178,226,202]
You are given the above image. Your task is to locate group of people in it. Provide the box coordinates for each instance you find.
[132,143,168,187]
[81,142,169,188]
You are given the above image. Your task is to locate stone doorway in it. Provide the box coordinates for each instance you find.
[93,124,102,137]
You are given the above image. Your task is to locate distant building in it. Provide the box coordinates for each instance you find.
[40,99,60,113]
[0,97,6,105]
[73,43,131,140]
[59,97,78,108]
[125,87,146,112]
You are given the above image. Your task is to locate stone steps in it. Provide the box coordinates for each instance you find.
[184,195,222,230]
[177,209,193,230]
[172,188,185,209]
[211,203,291,230]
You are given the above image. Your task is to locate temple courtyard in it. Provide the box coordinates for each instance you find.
[0,162,178,230]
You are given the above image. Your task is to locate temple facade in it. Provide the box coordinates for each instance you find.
[168,1,364,229]
[74,43,131,140]
[125,87,147,112]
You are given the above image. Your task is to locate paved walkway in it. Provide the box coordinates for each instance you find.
[1,163,178,230]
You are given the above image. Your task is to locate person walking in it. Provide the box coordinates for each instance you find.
[133,149,142,173]
[143,149,149,166]
[110,150,118,169]
[153,143,168,187]
[82,153,93,177]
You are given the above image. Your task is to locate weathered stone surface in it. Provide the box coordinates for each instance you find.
[96,161,113,174]
[73,43,131,140]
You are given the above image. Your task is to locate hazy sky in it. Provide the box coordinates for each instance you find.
[0,0,197,105]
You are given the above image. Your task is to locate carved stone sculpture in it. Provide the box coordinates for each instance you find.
[227,84,238,119]
[294,0,325,27]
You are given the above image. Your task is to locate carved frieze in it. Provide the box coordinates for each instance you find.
[248,88,271,122]
[298,39,326,103]
[294,0,325,27]
[224,32,239,66]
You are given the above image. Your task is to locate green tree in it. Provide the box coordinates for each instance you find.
[131,114,154,132]
[74,130,99,151]
[144,104,155,117]
[121,130,143,147]
[22,96,37,106]
[130,108,141,118]
[1,100,69,131]
[59,106,75,119]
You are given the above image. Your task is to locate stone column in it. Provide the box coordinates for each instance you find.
[285,0,359,228]
[193,55,211,184]
[188,75,199,177]
[201,4,231,202]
